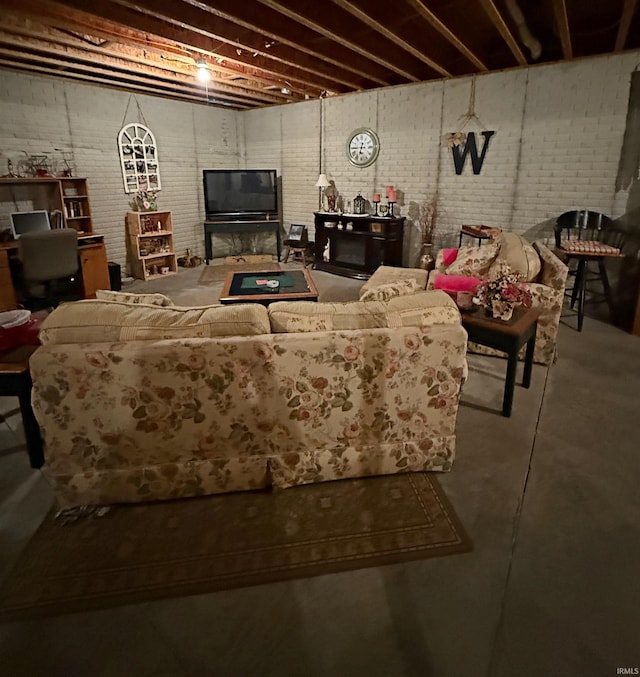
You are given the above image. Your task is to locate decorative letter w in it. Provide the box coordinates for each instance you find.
[451,131,495,175]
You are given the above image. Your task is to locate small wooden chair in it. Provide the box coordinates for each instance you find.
[283,224,315,267]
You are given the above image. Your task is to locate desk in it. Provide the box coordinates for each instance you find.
[0,235,110,311]
[203,219,281,263]
[461,307,540,417]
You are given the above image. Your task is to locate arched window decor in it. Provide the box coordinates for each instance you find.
[118,123,162,194]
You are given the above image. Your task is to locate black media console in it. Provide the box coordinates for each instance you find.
[313,212,405,279]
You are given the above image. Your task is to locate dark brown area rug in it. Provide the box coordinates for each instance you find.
[0,473,472,621]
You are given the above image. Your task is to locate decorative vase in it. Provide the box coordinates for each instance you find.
[416,242,435,271]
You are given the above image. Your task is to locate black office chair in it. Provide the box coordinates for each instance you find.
[554,210,625,331]
[18,228,80,310]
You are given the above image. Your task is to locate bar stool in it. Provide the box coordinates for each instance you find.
[554,210,625,331]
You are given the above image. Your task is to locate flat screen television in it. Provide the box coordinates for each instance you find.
[203,169,278,219]
[10,210,51,239]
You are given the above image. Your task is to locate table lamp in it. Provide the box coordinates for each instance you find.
[315,173,330,210]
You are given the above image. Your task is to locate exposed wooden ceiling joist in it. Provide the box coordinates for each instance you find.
[256,0,420,83]
[0,0,636,110]
[615,0,637,51]
[405,0,489,72]
[479,0,528,66]
[552,0,573,60]
[330,0,451,77]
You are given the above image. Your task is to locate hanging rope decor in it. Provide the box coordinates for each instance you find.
[443,77,487,149]
[118,95,162,195]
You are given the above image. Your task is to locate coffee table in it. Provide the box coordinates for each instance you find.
[219,269,319,305]
[0,343,44,468]
[461,306,541,417]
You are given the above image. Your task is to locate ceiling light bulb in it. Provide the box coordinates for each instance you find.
[281,87,291,95]
[195,59,210,82]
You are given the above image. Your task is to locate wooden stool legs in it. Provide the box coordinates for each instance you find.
[283,243,314,267]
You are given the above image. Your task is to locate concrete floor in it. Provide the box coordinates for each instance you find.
[1,263,639,676]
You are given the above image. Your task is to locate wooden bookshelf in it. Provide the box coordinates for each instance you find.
[126,211,178,280]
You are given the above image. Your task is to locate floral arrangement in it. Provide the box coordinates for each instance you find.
[474,262,533,320]
[443,131,467,149]
[130,190,158,212]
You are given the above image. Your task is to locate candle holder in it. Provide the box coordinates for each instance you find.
[372,198,380,216]
[388,201,396,217]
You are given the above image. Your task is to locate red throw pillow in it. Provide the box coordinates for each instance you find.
[433,274,481,293]
[441,248,459,266]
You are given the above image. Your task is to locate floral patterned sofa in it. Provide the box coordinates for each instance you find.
[427,234,568,366]
[30,289,468,508]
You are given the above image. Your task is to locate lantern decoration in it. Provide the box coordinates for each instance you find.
[353,192,367,215]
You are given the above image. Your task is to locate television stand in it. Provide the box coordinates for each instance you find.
[203,215,281,263]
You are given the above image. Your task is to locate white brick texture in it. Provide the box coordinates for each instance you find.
[2,49,639,269]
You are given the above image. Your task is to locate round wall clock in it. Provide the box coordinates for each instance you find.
[346,128,380,167]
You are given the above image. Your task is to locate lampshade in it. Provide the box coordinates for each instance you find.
[315,173,330,188]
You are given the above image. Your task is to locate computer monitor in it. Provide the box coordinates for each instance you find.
[10,210,51,239]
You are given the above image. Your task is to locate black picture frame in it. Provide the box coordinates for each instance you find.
[288,224,307,241]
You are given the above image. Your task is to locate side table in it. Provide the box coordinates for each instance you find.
[0,343,43,468]
[461,306,541,417]
[459,225,499,247]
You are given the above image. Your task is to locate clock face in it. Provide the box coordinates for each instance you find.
[346,128,380,167]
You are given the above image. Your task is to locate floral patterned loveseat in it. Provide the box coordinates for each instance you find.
[428,235,568,366]
[30,290,468,508]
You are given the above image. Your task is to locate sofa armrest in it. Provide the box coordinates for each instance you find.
[533,241,569,291]
[359,265,428,298]
[426,251,449,290]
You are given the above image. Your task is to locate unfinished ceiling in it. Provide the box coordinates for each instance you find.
[0,0,638,110]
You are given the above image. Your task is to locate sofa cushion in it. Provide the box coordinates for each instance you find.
[491,231,541,281]
[95,289,174,306]
[359,265,428,298]
[445,244,498,277]
[385,292,461,326]
[269,291,459,333]
[559,240,620,255]
[38,300,271,344]
[359,278,422,302]
[269,300,386,332]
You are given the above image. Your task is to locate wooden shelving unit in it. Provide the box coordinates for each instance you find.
[60,177,93,233]
[0,176,94,234]
[126,210,177,281]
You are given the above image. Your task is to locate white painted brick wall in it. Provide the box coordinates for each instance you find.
[0,72,241,269]
[2,47,639,271]
[244,51,640,262]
